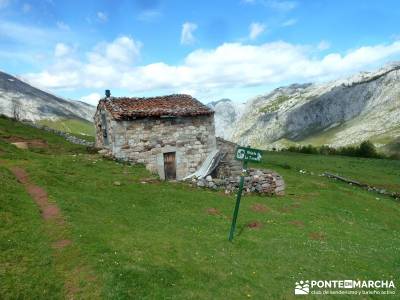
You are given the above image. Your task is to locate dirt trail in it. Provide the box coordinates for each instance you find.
[7,165,90,299]
[11,167,64,222]
[4,136,48,149]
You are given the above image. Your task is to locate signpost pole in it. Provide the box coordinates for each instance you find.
[228,159,248,241]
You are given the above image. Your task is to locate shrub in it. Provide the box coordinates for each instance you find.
[283,140,384,159]
[358,140,379,158]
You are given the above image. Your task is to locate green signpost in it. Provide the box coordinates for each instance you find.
[228,146,263,241]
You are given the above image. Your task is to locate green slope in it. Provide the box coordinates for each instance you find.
[37,118,95,137]
[0,115,399,299]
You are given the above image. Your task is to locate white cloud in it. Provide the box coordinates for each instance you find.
[249,22,266,40]
[56,21,70,31]
[97,11,108,23]
[81,92,102,106]
[318,40,331,51]
[54,43,72,57]
[89,36,141,65]
[180,22,198,45]
[282,18,297,27]
[23,37,400,99]
[22,3,31,13]
[24,36,141,90]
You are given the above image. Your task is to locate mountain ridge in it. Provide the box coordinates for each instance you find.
[211,63,400,154]
[0,71,95,122]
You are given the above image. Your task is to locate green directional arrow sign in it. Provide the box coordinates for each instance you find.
[235,146,263,163]
[229,145,263,241]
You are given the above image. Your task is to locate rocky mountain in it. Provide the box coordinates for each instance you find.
[0,71,95,122]
[228,63,400,154]
[207,98,244,139]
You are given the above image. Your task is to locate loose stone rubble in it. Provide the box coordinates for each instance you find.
[189,168,285,196]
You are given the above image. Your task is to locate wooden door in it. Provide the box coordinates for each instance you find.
[163,152,176,180]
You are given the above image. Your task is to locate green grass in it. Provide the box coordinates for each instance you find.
[0,167,64,299]
[294,121,400,157]
[37,118,95,140]
[262,151,400,193]
[0,116,399,299]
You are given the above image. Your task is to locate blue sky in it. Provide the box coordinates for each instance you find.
[1,0,400,105]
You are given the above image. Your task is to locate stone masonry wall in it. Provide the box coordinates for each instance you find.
[191,168,285,196]
[94,107,114,150]
[95,106,216,180]
[213,137,242,178]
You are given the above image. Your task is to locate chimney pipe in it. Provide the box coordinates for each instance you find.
[105,89,111,98]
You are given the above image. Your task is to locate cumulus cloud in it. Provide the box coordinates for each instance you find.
[24,36,141,90]
[180,22,198,45]
[81,92,102,106]
[97,11,108,23]
[249,22,266,40]
[23,37,400,101]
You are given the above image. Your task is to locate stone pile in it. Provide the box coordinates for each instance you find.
[190,168,285,196]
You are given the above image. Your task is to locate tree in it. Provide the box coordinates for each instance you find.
[11,99,22,121]
[358,140,379,158]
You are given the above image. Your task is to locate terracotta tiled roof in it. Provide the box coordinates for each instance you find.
[99,94,213,120]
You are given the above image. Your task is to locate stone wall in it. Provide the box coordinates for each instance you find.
[213,137,242,178]
[94,107,114,149]
[191,168,285,196]
[187,137,285,196]
[94,105,216,180]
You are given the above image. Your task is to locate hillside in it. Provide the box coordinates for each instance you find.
[224,63,400,154]
[0,71,95,124]
[0,115,399,299]
[207,99,244,139]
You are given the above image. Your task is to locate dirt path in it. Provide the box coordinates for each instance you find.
[11,167,64,223]
[7,165,99,299]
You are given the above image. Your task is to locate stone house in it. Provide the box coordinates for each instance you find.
[94,94,217,180]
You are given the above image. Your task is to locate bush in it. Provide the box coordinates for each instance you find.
[358,140,379,158]
[283,140,383,159]
[287,144,318,154]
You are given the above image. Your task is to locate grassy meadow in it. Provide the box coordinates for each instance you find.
[37,118,95,141]
[0,116,399,299]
